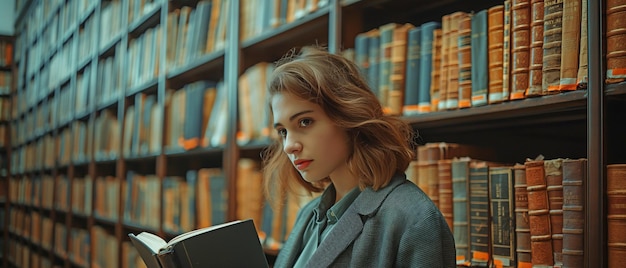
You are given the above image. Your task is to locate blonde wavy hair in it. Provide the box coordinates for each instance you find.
[262,46,416,206]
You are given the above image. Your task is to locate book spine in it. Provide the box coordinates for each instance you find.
[389,24,413,115]
[429,28,443,112]
[354,32,370,78]
[527,0,545,97]
[418,22,440,113]
[470,9,488,107]
[487,5,506,104]
[510,0,531,100]
[403,27,421,116]
[605,0,626,83]
[489,166,516,267]
[525,159,554,266]
[562,158,587,268]
[458,14,473,109]
[469,164,490,267]
[558,0,581,90]
[607,164,626,268]
[513,164,532,267]
[438,159,453,231]
[541,0,564,93]
[444,12,464,110]
[501,0,512,102]
[576,0,588,88]
[367,32,380,95]
[378,23,397,112]
[438,14,451,111]
[452,159,471,265]
[545,158,564,266]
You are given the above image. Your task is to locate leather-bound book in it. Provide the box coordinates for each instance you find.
[458,14,473,109]
[488,5,506,104]
[558,0,581,90]
[526,0,545,97]
[541,0,564,93]
[438,159,454,231]
[562,158,587,268]
[513,163,532,267]
[606,0,626,83]
[545,158,564,266]
[438,14,451,111]
[443,11,466,110]
[501,0,513,102]
[607,164,626,267]
[525,158,554,266]
[510,0,531,100]
[576,0,588,89]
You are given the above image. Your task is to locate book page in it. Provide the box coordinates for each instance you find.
[135,232,168,253]
[167,219,243,246]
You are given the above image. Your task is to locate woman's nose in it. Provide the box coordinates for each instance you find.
[283,134,302,154]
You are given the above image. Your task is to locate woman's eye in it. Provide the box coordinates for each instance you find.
[277,128,287,138]
[299,118,313,127]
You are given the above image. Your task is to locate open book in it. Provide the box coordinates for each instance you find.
[128,219,269,268]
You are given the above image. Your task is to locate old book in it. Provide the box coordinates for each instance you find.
[438,159,453,231]
[513,163,532,267]
[489,165,516,267]
[545,158,564,266]
[378,23,398,113]
[501,0,513,102]
[471,9,489,107]
[576,0,588,88]
[389,23,415,115]
[561,158,587,267]
[444,12,464,110]
[558,0,581,90]
[418,22,440,113]
[129,219,269,268]
[607,164,626,267]
[541,0,564,93]
[510,0,531,100]
[526,0,545,97]
[488,5,506,104]
[403,26,421,116]
[605,0,626,83]
[525,158,554,266]
[367,29,381,97]
[452,157,473,266]
[438,14,450,111]
[469,161,490,267]
[427,26,442,112]
[458,14,473,109]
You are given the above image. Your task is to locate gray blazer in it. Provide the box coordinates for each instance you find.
[274,174,456,268]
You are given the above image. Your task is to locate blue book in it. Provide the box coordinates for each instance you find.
[367,30,380,95]
[471,9,489,107]
[417,21,441,113]
[404,26,421,116]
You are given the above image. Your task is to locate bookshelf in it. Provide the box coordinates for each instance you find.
[0,33,14,268]
[3,0,621,267]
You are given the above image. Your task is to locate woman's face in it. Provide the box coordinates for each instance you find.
[271,92,352,184]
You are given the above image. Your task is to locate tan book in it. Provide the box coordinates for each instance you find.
[510,0,531,100]
[558,0,582,90]
[437,14,450,111]
[488,5,506,104]
[429,28,443,112]
[444,12,465,110]
[562,158,587,268]
[513,163,532,267]
[502,0,513,102]
[438,159,453,230]
[576,0,588,88]
[605,0,626,83]
[545,158,564,266]
[458,14,473,109]
[389,23,415,115]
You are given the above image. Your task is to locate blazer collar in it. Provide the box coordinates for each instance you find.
[305,173,407,268]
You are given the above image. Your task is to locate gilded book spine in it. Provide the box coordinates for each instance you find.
[527,0,545,97]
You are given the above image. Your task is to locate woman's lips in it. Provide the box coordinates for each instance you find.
[294,160,312,170]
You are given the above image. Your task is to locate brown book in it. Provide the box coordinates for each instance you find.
[389,23,415,115]
[576,0,588,88]
[541,0,564,93]
[510,0,531,100]
[443,12,465,110]
[526,0,545,97]
[525,158,554,266]
[513,163,532,267]
[438,159,453,230]
[607,164,626,268]
[458,14,473,109]
[558,0,581,90]
[488,5,506,104]
[545,158,564,266]
[605,0,626,83]
[438,14,451,111]
[562,158,587,268]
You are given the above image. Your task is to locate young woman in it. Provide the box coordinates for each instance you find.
[262,46,455,267]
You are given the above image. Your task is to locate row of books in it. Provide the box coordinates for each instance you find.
[406,142,624,267]
[352,0,589,117]
[0,39,12,67]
